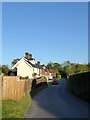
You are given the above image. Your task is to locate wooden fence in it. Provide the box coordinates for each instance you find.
[2,76,31,100]
[1,76,47,100]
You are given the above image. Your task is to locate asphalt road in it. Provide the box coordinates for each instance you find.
[25,78,89,118]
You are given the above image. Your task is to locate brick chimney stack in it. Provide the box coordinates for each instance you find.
[25,52,29,59]
[37,61,40,65]
[28,54,32,60]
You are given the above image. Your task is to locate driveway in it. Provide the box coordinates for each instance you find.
[25,78,89,118]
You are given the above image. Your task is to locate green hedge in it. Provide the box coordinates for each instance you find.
[67,72,89,102]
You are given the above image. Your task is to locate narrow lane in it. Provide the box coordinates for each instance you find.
[25,78,88,118]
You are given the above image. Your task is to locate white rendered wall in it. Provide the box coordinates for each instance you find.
[17,61,33,79]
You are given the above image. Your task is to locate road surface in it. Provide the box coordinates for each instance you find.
[25,78,89,118]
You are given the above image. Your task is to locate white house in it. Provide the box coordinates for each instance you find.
[12,53,52,79]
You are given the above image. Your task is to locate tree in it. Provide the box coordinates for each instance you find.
[59,69,67,78]
[56,72,61,80]
[47,61,89,78]
[0,65,2,75]
[12,58,21,66]
[62,61,71,67]
[2,65,10,75]
[47,62,54,70]
[87,63,90,72]
[53,63,62,71]
[47,62,62,79]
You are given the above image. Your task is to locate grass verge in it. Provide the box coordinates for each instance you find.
[2,84,49,119]
[2,92,32,119]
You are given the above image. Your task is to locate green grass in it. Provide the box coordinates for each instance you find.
[2,92,32,119]
[2,84,49,119]
[0,101,2,119]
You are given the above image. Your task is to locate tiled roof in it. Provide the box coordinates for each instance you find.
[24,57,43,69]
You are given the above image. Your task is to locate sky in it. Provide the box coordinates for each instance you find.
[0,2,2,66]
[2,0,89,2]
[2,2,88,66]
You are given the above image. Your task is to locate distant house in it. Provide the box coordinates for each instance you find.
[49,69,56,78]
[12,52,52,79]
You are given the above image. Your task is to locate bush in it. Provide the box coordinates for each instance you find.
[57,74,61,80]
[19,76,29,79]
[32,72,37,77]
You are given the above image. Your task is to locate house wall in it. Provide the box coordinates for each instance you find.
[12,57,52,79]
[17,61,33,79]
[40,69,45,76]
[34,68,40,75]
[48,73,53,79]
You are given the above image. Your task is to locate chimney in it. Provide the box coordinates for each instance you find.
[25,52,29,59]
[37,61,40,65]
[28,54,32,60]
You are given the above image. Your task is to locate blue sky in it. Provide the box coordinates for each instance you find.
[2,2,88,66]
